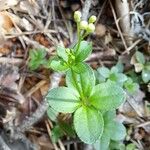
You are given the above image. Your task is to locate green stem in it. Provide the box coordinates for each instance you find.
[71,69,84,100]
[81,31,89,40]
[77,22,80,41]
[76,35,82,54]
[76,22,82,54]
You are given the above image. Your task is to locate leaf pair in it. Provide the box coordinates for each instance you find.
[50,41,92,73]
[47,65,125,144]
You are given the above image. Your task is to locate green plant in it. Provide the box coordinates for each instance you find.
[96,62,139,94]
[28,49,48,70]
[46,11,126,144]
[131,51,150,83]
[93,111,126,150]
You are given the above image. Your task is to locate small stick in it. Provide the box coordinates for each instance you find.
[45,120,59,150]
[25,80,47,97]
[109,0,128,51]
[0,57,23,65]
[122,39,142,54]
[0,136,11,150]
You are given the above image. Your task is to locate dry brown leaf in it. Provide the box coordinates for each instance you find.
[0,11,14,33]
[119,89,145,117]
[0,64,25,104]
[104,32,112,44]
[95,24,106,37]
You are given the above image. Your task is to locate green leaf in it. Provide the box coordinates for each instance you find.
[124,78,139,93]
[94,134,110,150]
[97,67,110,78]
[90,82,125,111]
[56,45,68,61]
[109,73,127,85]
[28,49,47,70]
[74,41,92,62]
[109,141,125,150]
[59,122,75,137]
[126,143,137,150]
[51,125,64,143]
[115,61,124,73]
[72,62,88,73]
[142,69,150,83]
[109,121,126,141]
[74,106,104,144]
[96,111,114,150]
[135,51,145,64]
[47,87,80,113]
[145,62,150,71]
[66,65,95,97]
[47,107,59,122]
[50,57,69,72]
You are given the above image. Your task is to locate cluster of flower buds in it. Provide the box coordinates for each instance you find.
[74,11,96,33]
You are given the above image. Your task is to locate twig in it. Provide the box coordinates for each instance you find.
[81,0,92,21]
[136,121,150,128]
[0,57,23,65]
[45,120,59,150]
[109,0,128,51]
[95,0,108,25]
[25,80,47,97]
[0,136,11,150]
[122,39,142,54]
[5,29,57,39]
[17,72,62,132]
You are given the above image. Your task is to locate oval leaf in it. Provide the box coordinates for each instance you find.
[74,106,104,144]
[142,69,150,83]
[135,51,145,64]
[66,64,95,97]
[74,41,92,62]
[50,57,69,72]
[97,66,110,78]
[90,82,125,111]
[110,121,126,141]
[72,62,88,73]
[56,45,68,61]
[47,87,80,113]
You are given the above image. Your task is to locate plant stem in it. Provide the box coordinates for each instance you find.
[71,69,84,100]
[76,22,82,54]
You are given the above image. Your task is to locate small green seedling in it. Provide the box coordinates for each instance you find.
[28,49,47,70]
[131,51,150,83]
[96,63,139,94]
[46,11,126,144]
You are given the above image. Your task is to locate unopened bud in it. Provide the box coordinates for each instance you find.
[80,21,88,30]
[87,23,95,33]
[89,15,97,23]
[74,11,81,22]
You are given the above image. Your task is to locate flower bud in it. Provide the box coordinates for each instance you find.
[80,21,88,30]
[89,15,97,23]
[87,23,95,33]
[74,11,81,22]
